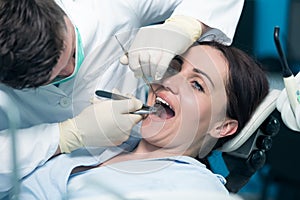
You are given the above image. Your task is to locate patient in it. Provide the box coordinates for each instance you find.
[18,41,269,199]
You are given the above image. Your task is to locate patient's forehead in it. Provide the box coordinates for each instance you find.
[181,45,228,81]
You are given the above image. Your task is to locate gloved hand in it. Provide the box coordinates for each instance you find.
[120,15,202,80]
[59,97,143,153]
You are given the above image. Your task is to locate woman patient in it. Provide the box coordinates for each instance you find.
[19,41,269,199]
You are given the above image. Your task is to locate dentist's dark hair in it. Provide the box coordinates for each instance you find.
[198,41,269,149]
[0,0,66,89]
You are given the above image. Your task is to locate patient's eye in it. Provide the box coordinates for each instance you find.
[169,56,182,72]
[163,56,183,79]
[192,80,205,92]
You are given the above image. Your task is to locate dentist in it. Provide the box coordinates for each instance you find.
[0,0,244,194]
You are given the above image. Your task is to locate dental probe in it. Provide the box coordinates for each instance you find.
[274,26,300,114]
[114,35,158,96]
[95,90,158,115]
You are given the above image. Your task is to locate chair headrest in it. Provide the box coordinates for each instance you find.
[219,89,281,152]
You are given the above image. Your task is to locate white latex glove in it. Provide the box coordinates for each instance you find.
[276,72,300,132]
[59,97,143,153]
[120,15,202,80]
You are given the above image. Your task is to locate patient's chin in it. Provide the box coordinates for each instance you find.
[141,115,168,138]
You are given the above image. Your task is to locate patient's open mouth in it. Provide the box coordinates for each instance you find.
[154,97,175,119]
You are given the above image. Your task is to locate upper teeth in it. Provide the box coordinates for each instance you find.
[156,97,173,110]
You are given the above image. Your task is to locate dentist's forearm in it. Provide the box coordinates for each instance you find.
[0,123,60,192]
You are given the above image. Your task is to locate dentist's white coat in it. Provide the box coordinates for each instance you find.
[0,0,244,194]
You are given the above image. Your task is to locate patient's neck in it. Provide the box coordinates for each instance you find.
[110,139,186,163]
[72,139,188,174]
[133,139,178,156]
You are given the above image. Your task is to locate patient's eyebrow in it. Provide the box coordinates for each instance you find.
[193,68,215,88]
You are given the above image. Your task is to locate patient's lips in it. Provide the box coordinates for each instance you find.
[153,96,175,119]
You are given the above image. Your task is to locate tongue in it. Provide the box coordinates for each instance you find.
[165,106,175,119]
[155,104,174,119]
[159,110,169,119]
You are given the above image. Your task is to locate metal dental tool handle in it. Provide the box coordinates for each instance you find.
[114,34,158,96]
[95,90,158,115]
[138,57,157,96]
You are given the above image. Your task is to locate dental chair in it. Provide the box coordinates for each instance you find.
[209,89,282,193]
[260,110,300,200]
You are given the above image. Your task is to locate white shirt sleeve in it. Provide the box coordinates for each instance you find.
[0,123,60,192]
[126,0,182,26]
[127,0,244,43]
[172,0,245,45]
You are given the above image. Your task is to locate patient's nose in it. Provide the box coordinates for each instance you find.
[161,73,184,94]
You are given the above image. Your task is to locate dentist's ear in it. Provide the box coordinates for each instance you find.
[218,119,238,138]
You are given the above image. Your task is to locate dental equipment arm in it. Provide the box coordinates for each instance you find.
[59,97,143,153]
[276,78,300,132]
[274,26,300,132]
[274,27,300,113]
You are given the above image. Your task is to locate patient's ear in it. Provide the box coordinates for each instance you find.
[217,119,238,138]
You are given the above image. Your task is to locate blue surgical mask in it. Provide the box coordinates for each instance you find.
[50,26,84,85]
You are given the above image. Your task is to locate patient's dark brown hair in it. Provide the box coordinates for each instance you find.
[200,41,269,149]
[0,0,66,89]
[166,41,269,150]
